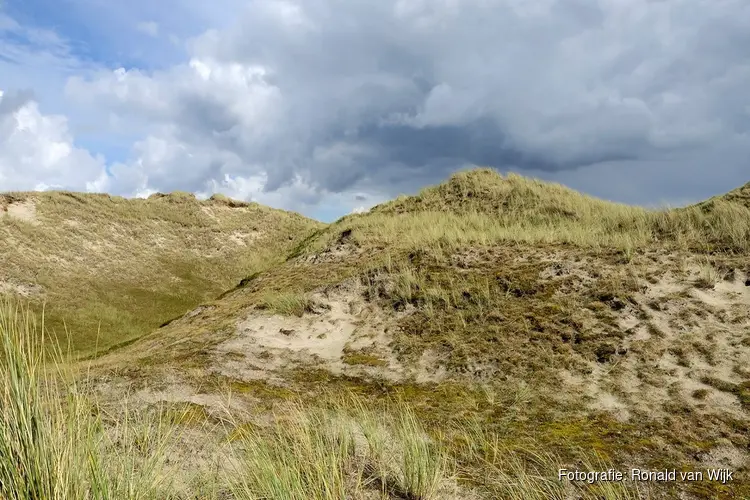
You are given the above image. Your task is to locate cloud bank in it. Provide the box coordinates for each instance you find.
[2,0,750,217]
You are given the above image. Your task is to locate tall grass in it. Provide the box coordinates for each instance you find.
[226,399,448,500]
[0,301,174,499]
[225,396,648,500]
[227,404,360,500]
[0,300,650,499]
[455,422,644,500]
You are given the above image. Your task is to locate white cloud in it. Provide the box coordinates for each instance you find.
[3,0,750,215]
[0,90,106,192]
[58,0,750,206]
[64,56,287,197]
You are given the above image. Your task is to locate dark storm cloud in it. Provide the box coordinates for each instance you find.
[357,119,643,171]
[66,0,750,206]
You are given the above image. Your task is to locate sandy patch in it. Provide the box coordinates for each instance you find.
[133,382,247,417]
[0,280,43,298]
[200,206,216,219]
[1,200,38,224]
[558,261,750,425]
[300,243,362,264]
[93,369,249,418]
[150,234,169,249]
[711,269,750,305]
[211,283,413,384]
[699,442,749,470]
[228,230,261,246]
[588,390,631,422]
[415,350,449,383]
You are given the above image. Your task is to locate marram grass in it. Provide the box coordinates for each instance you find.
[0,300,174,499]
[1,302,646,499]
[225,399,449,500]
[303,169,750,257]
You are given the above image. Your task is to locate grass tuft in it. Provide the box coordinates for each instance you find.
[456,422,643,500]
[695,261,724,289]
[227,402,361,500]
[227,398,449,500]
[257,291,317,317]
[0,300,174,499]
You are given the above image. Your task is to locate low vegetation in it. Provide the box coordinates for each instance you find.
[0,191,322,354]
[2,303,647,499]
[256,291,317,317]
[3,168,750,498]
[227,400,448,500]
[300,169,750,256]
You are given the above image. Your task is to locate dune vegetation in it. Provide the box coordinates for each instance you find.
[0,191,322,355]
[2,168,749,498]
[301,168,750,256]
[1,301,646,499]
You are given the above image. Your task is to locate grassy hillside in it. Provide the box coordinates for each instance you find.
[295,168,750,256]
[4,168,746,498]
[87,168,750,498]
[2,303,643,500]
[0,191,323,354]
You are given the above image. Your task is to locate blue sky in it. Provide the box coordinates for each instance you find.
[1,0,199,163]
[2,0,750,221]
[3,0,206,68]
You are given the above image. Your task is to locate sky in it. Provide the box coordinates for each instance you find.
[1,0,749,222]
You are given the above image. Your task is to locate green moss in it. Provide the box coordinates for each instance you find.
[341,352,388,367]
[736,381,750,408]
